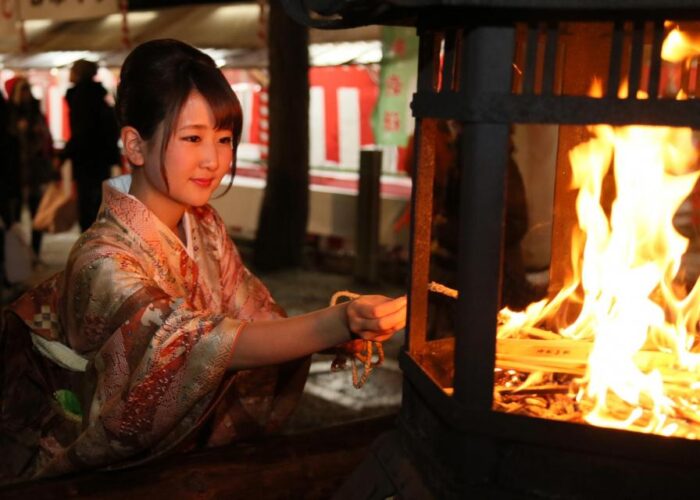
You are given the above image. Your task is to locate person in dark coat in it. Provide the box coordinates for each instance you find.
[4,77,54,257]
[61,59,120,231]
[0,80,21,238]
[0,84,11,293]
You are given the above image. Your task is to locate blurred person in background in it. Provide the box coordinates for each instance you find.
[4,76,54,260]
[0,84,11,292]
[60,59,120,231]
[0,81,17,232]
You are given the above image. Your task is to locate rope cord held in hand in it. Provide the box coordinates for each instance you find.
[330,291,384,389]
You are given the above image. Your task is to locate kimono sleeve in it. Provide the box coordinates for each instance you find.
[53,245,246,474]
[215,215,286,321]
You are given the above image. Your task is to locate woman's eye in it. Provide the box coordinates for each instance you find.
[182,135,200,143]
[218,136,233,145]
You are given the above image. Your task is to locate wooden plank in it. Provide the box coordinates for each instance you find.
[495,337,699,393]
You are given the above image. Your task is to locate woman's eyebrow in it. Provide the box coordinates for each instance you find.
[177,123,233,134]
[177,124,209,131]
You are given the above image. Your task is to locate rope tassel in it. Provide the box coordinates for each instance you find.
[330,291,385,389]
[329,282,456,388]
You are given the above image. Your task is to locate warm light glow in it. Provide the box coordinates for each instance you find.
[661,28,700,63]
[615,78,649,100]
[497,77,700,437]
[100,11,157,28]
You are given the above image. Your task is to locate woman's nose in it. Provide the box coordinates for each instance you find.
[200,143,218,170]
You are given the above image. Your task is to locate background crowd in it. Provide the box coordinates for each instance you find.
[0,60,119,296]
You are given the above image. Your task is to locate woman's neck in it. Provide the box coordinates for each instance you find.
[129,169,187,237]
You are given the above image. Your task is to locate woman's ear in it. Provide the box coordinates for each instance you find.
[121,126,146,167]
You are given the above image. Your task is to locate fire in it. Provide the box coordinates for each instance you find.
[496,46,700,435]
[661,27,700,63]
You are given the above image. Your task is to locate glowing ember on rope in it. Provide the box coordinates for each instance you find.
[496,31,700,436]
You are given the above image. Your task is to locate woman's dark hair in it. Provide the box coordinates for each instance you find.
[115,39,242,194]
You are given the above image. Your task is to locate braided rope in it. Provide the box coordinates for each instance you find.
[330,291,384,389]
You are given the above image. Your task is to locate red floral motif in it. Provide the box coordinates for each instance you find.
[81,313,110,347]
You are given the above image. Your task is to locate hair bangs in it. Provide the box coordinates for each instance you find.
[157,75,192,190]
[191,66,243,144]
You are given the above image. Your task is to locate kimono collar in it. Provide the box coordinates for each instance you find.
[103,175,194,257]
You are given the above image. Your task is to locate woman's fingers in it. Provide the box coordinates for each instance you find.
[347,295,407,340]
[352,295,407,319]
[371,295,407,318]
[354,329,398,343]
[348,307,405,333]
[376,304,407,331]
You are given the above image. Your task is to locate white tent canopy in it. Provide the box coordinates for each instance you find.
[0,2,381,68]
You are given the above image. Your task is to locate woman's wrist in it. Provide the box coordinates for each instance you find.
[336,299,367,342]
[333,300,355,341]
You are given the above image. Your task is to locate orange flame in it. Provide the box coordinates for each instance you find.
[662,27,700,63]
[497,77,700,436]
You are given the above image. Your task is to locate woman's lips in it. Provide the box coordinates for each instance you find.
[191,178,213,188]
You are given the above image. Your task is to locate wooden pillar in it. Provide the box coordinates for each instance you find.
[355,150,382,284]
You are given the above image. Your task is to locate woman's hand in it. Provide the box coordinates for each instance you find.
[230,294,407,370]
[346,295,407,342]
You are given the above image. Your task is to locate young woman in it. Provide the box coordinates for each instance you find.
[0,39,405,482]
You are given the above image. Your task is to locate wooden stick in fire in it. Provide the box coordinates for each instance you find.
[428,281,458,299]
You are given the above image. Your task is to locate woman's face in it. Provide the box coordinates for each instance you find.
[141,90,235,210]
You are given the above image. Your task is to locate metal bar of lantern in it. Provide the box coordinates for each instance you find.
[412,92,700,128]
[453,24,514,407]
[452,29,465,92]
[522,22,539,94]
[407,119,437,355]
[511,24,527,94]
[441,30,458,92]
[406,29,440,355]
[647,19,664,99]
[418,29,442,93]
[607,19,624,97]
[541,21,558,95]
[627,19,645,98]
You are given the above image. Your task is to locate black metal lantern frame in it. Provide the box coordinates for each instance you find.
[406,11,700,497]
[285,2,700,497]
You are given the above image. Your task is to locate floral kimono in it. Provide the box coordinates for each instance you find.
[0,178,309,483]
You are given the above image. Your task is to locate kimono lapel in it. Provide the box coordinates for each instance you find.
[101,184,214,311]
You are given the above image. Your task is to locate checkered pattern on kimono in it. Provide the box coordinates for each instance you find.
[33,305,60,335]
